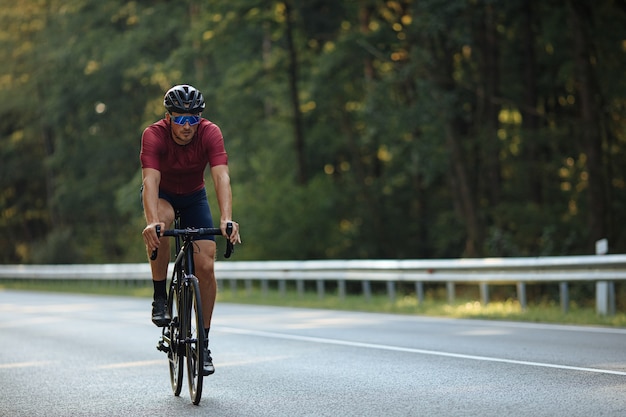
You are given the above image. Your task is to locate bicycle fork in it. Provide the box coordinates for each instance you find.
[157,279,196,356]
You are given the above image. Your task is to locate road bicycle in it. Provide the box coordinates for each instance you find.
[153,216,234,405]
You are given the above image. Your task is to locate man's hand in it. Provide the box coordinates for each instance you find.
[142,222,165,253]
[221,219,241,245]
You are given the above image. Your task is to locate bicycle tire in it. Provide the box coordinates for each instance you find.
[184,274,205,405]
[166,280,184,396]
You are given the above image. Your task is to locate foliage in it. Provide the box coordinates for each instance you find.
[1,0,626,264]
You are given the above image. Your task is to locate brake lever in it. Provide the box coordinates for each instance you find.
[224,222,234,258]
[150,225,161,260]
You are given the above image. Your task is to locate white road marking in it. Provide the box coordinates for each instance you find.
[96,360,162,369]
[0,361,55,369]
[219,326,626,377]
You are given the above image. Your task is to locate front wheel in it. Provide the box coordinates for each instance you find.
[184,275,205,405]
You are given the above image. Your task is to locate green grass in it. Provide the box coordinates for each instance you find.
[0,279,154,298]
[216,287,626,327]
[4,279,624,327]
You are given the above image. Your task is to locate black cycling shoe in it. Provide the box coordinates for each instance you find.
[151,298,171,327]
[203,347,215,375]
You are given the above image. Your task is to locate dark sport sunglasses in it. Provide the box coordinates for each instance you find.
[171,115,201,126]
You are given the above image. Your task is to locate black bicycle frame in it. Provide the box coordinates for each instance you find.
[172,217,196,281]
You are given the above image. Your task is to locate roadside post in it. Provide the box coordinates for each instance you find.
[595,238,615,316]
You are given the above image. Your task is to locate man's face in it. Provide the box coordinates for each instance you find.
[167,112,201,145]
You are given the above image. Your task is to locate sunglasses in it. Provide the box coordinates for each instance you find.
[171,115,201,126]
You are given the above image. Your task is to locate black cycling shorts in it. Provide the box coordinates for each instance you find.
[141,187,215,241]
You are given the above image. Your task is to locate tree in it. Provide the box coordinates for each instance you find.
[1,0,626,263]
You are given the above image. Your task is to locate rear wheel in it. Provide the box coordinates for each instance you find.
[167,281,184,396]
[185,275,205,405]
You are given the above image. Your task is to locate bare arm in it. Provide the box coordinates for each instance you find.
[141,167,165,252]
[210,164,241,244]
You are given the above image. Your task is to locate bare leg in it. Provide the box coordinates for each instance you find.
[147,198,175,283]
[194,239,217,375]
[193,240,218,328]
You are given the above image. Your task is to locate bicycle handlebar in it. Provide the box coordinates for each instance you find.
[149,222,234,260]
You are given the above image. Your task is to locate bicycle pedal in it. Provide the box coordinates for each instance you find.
[156,339,169,353]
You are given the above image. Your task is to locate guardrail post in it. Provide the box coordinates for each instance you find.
[516,282,527,310]
[245,279,253,296]
[446,282,455,304]
[595,238,615,316]
[362,280,371,302]
[279,279,286,297]
[415,282,424,304]
[596,281,616,316]
[338,280,346,300]
[387,281,396,303]
[296,279,305,297]
[479,283,489,305]
[560,282,569,313]
[596,281,607,315]
[317,280,325,299]
[230,279,237,296]
[261,279,269,297]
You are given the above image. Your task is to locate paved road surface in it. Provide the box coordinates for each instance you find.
[1,290,625,416]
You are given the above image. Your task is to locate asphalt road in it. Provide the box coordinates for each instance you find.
[1,289,625,416]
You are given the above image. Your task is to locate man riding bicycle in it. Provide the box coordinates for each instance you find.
[140,84,241,375]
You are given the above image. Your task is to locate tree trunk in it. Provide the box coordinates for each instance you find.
[436,33,482,257]
[520,0,543,205]
[569,1,608,247]
[477,3,501,207]
[284,0,307,185]
[445,123,482,257]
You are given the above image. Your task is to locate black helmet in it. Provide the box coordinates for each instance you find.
[163,84,205,114]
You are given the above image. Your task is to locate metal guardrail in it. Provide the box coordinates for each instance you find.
[1,254,624,315]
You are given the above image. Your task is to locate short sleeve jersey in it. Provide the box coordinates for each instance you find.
[140,118,228,195]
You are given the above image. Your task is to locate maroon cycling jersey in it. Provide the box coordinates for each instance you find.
[140,118,228,195]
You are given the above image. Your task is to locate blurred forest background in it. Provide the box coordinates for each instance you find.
[1,0,625,264]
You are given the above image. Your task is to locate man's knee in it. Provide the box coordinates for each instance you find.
[194,242,216,274]
[157,198,175,225]
[196,256,215,275]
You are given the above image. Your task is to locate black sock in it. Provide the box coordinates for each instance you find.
[204,328,210,347]
[153,280,167,300]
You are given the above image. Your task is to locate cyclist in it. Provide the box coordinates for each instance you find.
[140,84,241,375]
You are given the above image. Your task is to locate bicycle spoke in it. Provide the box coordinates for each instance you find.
[186,276,205,405]
[167,285,183,396]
